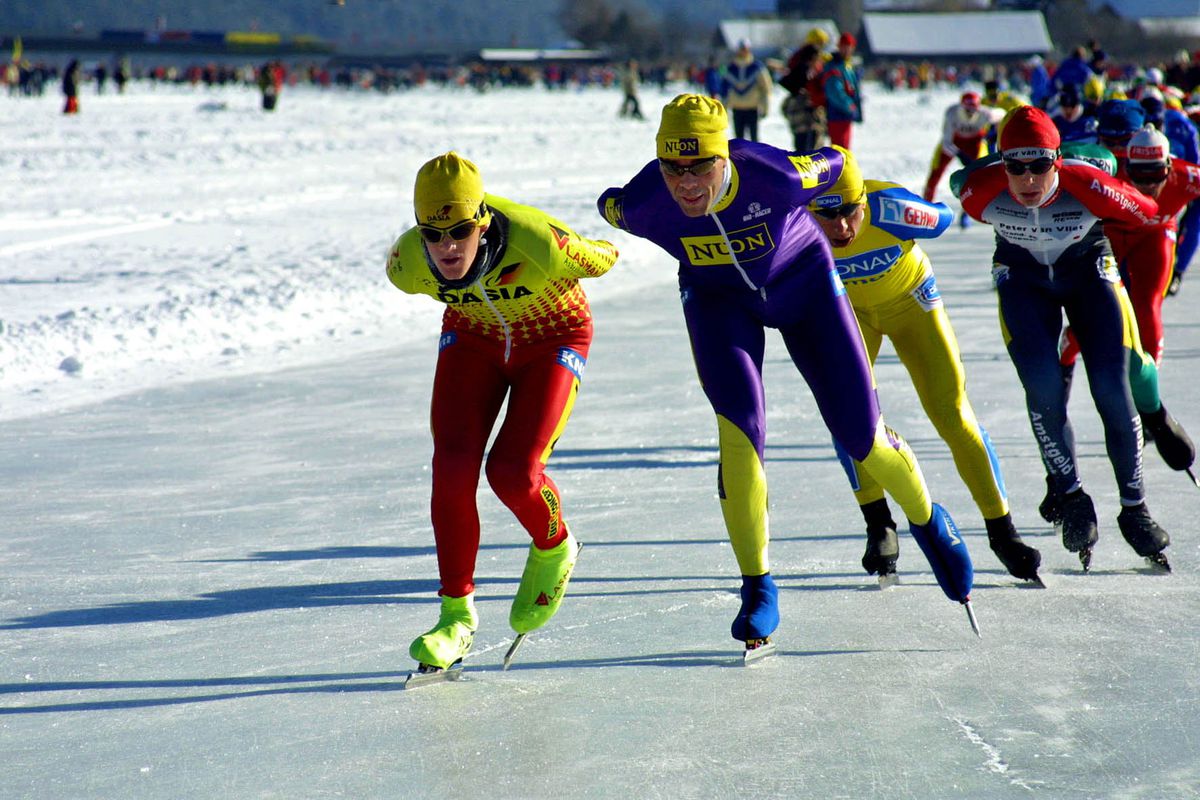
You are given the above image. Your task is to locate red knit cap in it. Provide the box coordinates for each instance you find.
[999,106,1061,160]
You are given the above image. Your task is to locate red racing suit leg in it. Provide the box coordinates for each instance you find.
[923,148,956,201]
[828,119,853,149]
[1116,230,1174,364]
[429,326,590,597]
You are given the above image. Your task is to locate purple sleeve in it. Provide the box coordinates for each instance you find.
[596,160,671,240]
[762,144,847,206]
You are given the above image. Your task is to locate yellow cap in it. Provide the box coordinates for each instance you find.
[656,94,730,160]
[413,152,487,226]
[805,27,830,46]
[809,146,864,209]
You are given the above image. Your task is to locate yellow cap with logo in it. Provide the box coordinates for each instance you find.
[809,145,864,210]
[413,151,490,227]
[656,94,730,161]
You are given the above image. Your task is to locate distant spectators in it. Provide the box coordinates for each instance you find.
[822,32,863,149]
[61,58,80,114]
[719,39,773,142]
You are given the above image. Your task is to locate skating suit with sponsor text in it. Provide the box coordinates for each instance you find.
[958,160,1159,504]
[386,194,618,597]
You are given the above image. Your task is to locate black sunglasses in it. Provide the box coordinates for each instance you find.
[811,203,862,220]
[1003,157,1057,176]
[659,156,720,177]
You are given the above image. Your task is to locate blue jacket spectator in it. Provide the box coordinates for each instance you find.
[1051,84,1098,143]
[1052,47,1095,94]
[823,49,862,123]
[1141,91,1200,164]
[1027,56,1053,108]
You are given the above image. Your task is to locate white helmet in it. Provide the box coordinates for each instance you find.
[1141,85,1165,103]
[1127,125,1171,167]
[1146,67,1164,85]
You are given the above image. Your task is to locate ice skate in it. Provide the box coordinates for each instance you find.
[863,524,900,588]
[731,572,780,644]
[741,636,778,665]
[1057,489,1098,571]
[1116,503,1171,571]
[1141,405,1195,471]
[985,513,1043,585]
[409,593,477,671]
[908,503,974,603]
[860,499,899,587]
[509,532,580,634]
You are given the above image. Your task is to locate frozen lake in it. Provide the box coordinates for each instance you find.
[2,81,1199,799]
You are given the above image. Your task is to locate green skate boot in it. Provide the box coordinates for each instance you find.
[509,532,580,635]
[409,594,477,670]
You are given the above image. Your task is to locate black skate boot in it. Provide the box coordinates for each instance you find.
[1140,405,1195,471]
[985,514,1043,585]
[860,498,899,587]
[1038,475,1061,524]
[1058,489,1099,571]
[1116,503,1171,571]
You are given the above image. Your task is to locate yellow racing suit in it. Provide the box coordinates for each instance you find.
[833,180,1009,520]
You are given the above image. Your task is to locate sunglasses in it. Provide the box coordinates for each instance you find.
[1003,157,1057,176]
[1127,165,1170,184]
[659,156,720,177]
[811,203,862,220]
[418,218,481,244]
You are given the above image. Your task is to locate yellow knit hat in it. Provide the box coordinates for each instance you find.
[656,94,730,160]
[805,27,831,47]
[809,146,864,209]
[413,152,488,227]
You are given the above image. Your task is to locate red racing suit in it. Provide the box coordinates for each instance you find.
[386,194,618,596]
[1106,158,1200,362]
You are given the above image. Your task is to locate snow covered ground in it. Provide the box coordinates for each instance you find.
[2,81,1199,799]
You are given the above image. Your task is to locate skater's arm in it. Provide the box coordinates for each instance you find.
[866,183,953,241]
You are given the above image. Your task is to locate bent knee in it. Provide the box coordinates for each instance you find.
[485,456,540,500]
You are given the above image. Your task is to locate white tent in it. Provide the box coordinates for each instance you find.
[863,11,1051,58]
[717,18,839,55]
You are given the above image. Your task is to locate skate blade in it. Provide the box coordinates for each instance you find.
[502,633,527,671]
[1026,573,1047,589]
[963,600,981,638]
[404,661,464,689]
[877,572,899,590]
[742,638,777,665]
[1187,468,1200,488]
[1144,552,1171,573]
[1079,548,1093,573]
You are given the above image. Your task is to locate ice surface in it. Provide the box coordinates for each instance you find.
[2,82,1199,799]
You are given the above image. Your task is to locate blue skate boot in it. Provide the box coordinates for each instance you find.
[910,504,979,635]
[908,504,974,603]
[731,572,779,653]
